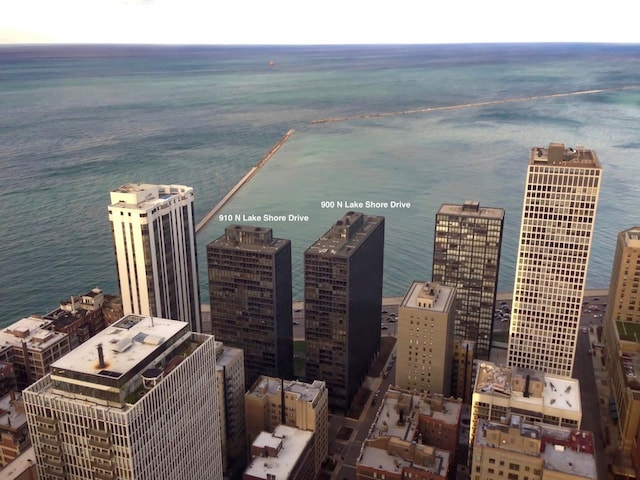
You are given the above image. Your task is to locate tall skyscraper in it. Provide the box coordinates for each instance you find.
[108,184,201,332]
[605,226,640,324]
[603,227,640,474]
[432,201,504,360]
[507,143,602,376]
[23,314,223,480]
[207,225,293,389]
[304,211,385,410]
[395,281,456,395]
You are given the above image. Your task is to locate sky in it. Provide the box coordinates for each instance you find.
[1,0,638,45]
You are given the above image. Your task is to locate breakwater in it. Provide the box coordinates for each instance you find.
[195,129,295,233]
[310,86,640,124]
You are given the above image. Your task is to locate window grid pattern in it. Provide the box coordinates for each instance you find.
[508,163,601,376]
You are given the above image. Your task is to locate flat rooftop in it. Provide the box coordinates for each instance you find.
[247,375,326,403]
[621,226,640,247]
[474,362,581,414]
[358,441,450,478]
[475,419,596,479]
[109,183,192,211]
[0,317,68,352]
[529,143,601,169]
[306,211,384,258]
[401,281,455,313]
[245,425,313,479]
[208,225,290,253]
[438,201,504,220]
[51,314,189,380]
[0,391,27,431]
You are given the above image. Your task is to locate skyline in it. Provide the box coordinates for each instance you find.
[2,0,640,45]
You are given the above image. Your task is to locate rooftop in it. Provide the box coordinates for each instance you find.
[109,183,193,211]
[475,418,596,479]
[214,341,243,370]
[0,391,27,432]
[621,226,640,247]
[474,362,581,414]
[401,281,455,313]
[358,440,450,478]
[244,425,313,479]
[247,375,326,403]
[208,224,290,253]
[529,143,601,169]
[438,201,504,220]
[306,211,384,258]
[0,317,68,352]
[51,314,189,380]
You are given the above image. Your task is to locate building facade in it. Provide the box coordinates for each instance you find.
[470,362,582,449]
[507,144,602,376]
[304,211,385,410]
[603,228,640,478]
[395,281,456,396]
[472,417,596,480]
[23,314,223,480]
[433,201,504,360]
[245,375,329,477]
[0,317,71,389]
[109,184,201,332]
[214,341,246,476]
[207,225,293,389]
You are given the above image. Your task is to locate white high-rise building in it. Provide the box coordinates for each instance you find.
[109,184,201,332]
[507,143,602,376]
[23,314,223,480]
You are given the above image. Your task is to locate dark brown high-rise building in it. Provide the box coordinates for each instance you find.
[207,225,293,389]
[432,201,504,361]
[304,211,384,411]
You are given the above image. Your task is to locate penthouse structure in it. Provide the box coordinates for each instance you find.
[214,341,246,476]
[395,281,456,396]
[0,317,71,389]
[471,362,582,448]
[23,314,223,480]
[304,211,385,410]
[207,225,293,388]
[433,201,504,360]
[244,425,315,480]
[472,417,596,480]
[356,387,461,480]
[245,376,328,477]
[109,184,201,332]
[508,144,602,377]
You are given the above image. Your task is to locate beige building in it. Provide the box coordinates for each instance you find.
[508,143,602,377]
[606,227,640,323]
[395,281,456,395]
[471,362,582,448]
[472,416,596,480]
[245,376,328,478]
[214,341,246,475]
[602,227,640,478]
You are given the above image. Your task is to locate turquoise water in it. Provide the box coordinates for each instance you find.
[2,44,640,326]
